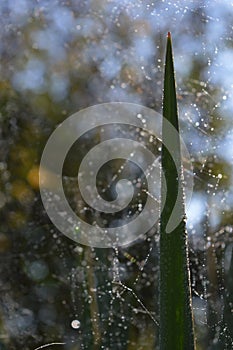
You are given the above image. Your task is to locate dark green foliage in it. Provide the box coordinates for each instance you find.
[159,33,196,350]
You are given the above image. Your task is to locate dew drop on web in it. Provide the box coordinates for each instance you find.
[71,319,81,329]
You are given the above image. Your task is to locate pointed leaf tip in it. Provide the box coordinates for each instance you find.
[167,31,171,38]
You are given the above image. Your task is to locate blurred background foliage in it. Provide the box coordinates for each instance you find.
[0,0,233,349]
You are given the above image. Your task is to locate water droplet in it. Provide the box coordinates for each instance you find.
[71,319,80,329]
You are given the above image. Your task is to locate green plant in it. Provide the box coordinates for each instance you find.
[159,32,196,349]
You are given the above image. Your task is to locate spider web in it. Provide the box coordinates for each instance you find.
[0,1,233,349]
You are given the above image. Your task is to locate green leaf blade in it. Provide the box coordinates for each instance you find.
[159,32,196,350]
